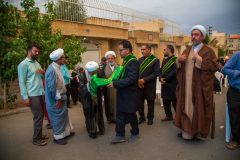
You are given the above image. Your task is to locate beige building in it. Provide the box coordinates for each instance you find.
[52,17,187,65]
[211,31,227,47]
[227,34,240,54]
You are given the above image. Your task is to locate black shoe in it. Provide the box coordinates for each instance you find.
[177,132,182,138]
[138,118,146,124]
[53,138,67,145]
[89,133,97,139]
[147,120,153,125]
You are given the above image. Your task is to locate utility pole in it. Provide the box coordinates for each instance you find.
[207,26,213,37]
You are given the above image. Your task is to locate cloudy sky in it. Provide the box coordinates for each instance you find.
[104,0,240,35]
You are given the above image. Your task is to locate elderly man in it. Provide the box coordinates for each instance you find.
[104,51,118,123]
[80,61,121,138]
[45,48,74,145]
[174,25,219,140]
[18,44,48,146]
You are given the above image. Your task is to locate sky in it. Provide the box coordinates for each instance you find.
[104,0,240,35]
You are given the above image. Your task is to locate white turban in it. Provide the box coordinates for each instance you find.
[191,25,207,38]
[105,51,116,58]
[85,61,99,72]
[50,48,64,61]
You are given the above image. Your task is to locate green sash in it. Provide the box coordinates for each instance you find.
[162,56,177,74]
[89,65,123,97]
[139,54,157,75]
[118,54,137,80]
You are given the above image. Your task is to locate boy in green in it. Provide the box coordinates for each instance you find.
[80,61,122,138]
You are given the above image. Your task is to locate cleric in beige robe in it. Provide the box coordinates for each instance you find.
[104,51,118,122]
[174,25,219,140]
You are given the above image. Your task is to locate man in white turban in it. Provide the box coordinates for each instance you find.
[102,51,118,123]
[45,48,74,145]
[79,61,122,138]
[174,25,219,140]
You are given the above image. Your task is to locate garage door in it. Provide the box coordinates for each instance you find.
[81,43,100,67]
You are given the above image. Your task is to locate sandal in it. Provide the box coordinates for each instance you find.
[33,139,48,146]
[226,142,240,150]
[42,135,49,140]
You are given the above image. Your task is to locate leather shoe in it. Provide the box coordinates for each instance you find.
[161,116,173,122]
[147,120,153,125]
[138,118,146,124]
[53,138,67,145]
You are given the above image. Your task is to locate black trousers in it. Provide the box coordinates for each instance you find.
[65,84,70,107]
[227,87,240,143]
[29,95,44,142]
[81,93,104,138]
[162,99,176,117]
[138,98,155,121]
[115,111,139,137]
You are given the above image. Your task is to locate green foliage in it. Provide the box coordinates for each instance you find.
[20,0,64,68]
[0,0,21,83]
[55,0,87,23]
[63,36,86,69]
[0,0,86,107]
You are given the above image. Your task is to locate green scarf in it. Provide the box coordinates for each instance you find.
[118,54,137,80]
[162,56,177,74]
[139,54,157,75]
[89,65,123,97]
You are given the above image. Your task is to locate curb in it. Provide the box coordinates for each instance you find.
[0,107,29,118]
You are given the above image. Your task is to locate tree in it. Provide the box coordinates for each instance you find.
[0,0,23,108]
[20,0,63,68]
[0,0,86,109]
[63,36,86,69]
[55,0,87,23]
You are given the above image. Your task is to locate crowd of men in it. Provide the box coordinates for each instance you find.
[17,25,240,150]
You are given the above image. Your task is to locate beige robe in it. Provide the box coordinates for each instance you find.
[174,44,219,138]
[104,64,117,120]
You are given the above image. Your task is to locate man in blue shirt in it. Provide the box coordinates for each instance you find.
[18,44,48,146]
[60,56,72,108]
[222,51,240,150]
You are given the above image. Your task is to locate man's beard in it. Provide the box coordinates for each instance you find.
[31,55,38,60]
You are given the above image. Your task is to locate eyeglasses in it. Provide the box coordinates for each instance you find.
[119,48,128,52]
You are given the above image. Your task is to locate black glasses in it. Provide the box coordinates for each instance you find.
[119,48,127,52]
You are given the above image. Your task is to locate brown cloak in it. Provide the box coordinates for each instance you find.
[174,45,219,138]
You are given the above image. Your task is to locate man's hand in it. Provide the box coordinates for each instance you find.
[56,100,62,109]
[178,54,187,62]
[24,99,31,107]
[192,53,198,62]
[138,79,145,88]
[107,82,113,88]
[36,69,45,75]
[160,78,166,85]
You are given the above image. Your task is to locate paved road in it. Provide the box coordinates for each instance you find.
[0,88,239,160]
